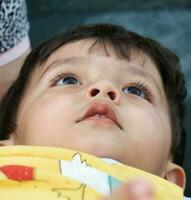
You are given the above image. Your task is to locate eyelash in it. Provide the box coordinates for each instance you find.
[125,81,153,102]
[49,72,154,103]
[50,72,81,87]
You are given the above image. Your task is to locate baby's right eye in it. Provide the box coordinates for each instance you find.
[51,73,81,86]
[57,76,80,86]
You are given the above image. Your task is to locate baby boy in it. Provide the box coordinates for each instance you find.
[0,23,187,199]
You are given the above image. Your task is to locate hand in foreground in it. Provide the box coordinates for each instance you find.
[102,179,154,200]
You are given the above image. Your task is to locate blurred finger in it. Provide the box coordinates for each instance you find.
[102,179,154,200]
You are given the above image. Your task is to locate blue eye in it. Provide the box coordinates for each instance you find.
[122,86,145,98]
[55,76,80,86]
[122,82,153,102]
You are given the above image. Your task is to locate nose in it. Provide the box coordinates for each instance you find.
[86,80,121,104]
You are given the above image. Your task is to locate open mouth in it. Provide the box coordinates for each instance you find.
[77,102,122,129]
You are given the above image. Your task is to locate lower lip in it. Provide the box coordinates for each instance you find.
[83,117,117,126]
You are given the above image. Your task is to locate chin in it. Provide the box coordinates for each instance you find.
[82,147,122,163]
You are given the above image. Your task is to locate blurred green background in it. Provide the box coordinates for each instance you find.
[26,0,191,196]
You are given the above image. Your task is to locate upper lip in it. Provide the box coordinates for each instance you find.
[77,102,122,129]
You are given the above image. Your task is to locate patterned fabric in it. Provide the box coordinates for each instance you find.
[0,0,29,53]
[0,146,183,200]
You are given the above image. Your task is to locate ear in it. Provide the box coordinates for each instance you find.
[0,134,15,146]
[164,161,186,189]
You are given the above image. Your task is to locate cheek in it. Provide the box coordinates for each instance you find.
[139,111,169,145]
[17,93,78,144]
[121,108,171,172]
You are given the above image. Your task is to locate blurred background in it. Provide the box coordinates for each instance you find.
[27,0,191,196]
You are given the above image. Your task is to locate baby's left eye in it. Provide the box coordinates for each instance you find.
[122,82,153,102]
[122,86,145,98]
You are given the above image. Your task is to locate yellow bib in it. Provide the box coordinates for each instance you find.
[0,146,183,200]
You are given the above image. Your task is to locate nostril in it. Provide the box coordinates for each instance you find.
[108,91,116,100]
[90,88,100,97]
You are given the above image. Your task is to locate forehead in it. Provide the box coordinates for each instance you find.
[37,39,162,83]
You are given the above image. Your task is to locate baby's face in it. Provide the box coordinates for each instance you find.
[13,39,171,176]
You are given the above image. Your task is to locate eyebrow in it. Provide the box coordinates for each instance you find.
[123,66,163,100]
[39,57,85,80]
[39,57,162,98]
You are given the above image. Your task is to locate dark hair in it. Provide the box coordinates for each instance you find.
[0,23,187,166]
